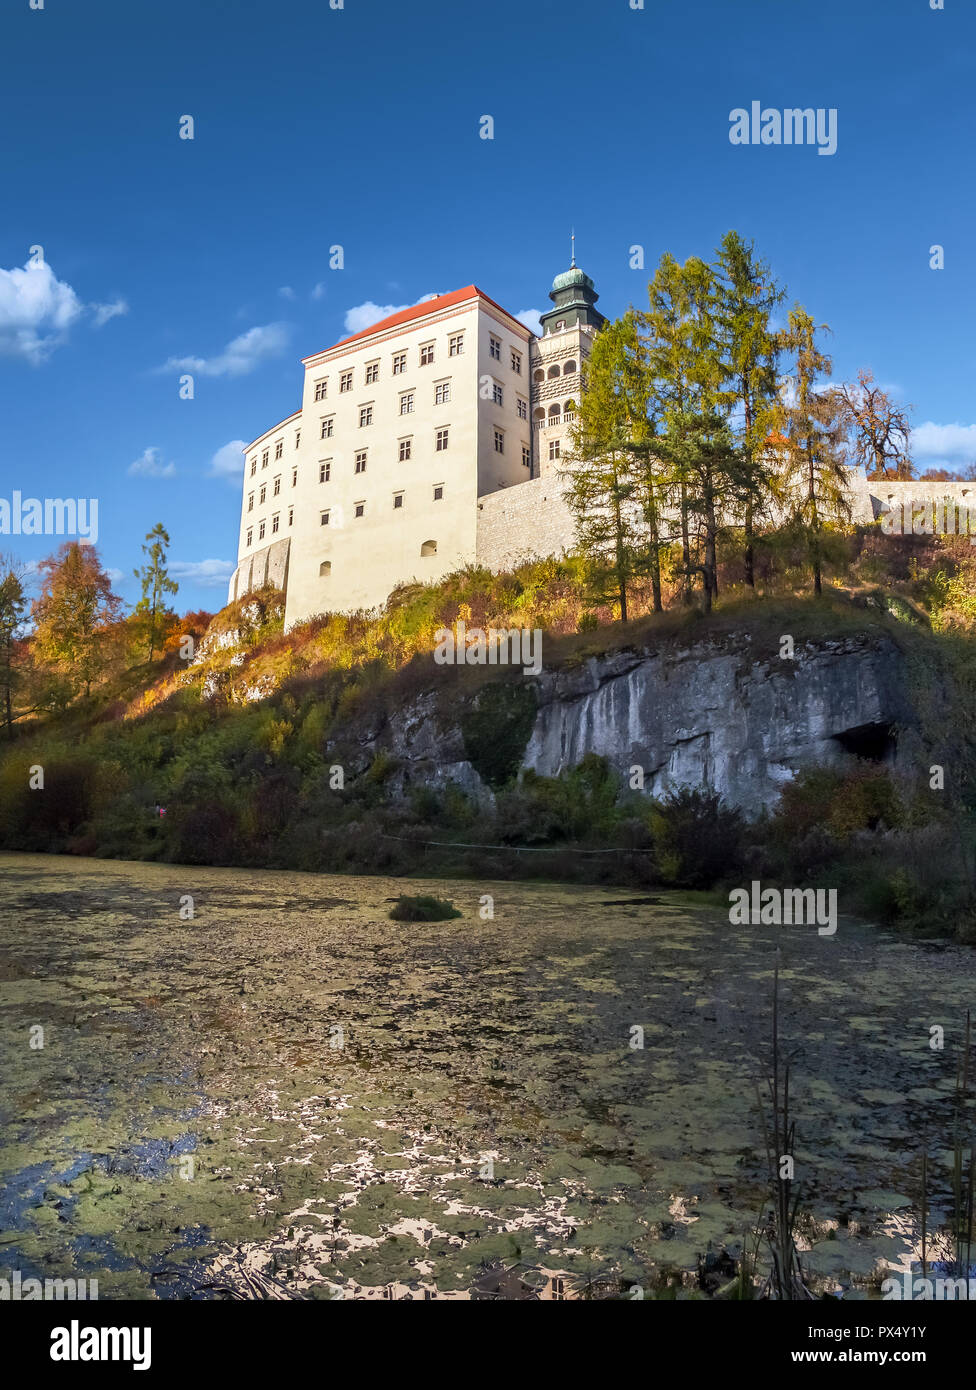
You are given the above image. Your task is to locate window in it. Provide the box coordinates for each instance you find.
[288,506,294,525]
[319,561,331,577]
[492,383,503,405]
[449,333,464,356]
[392,352,406,374]
[295,430,301,448]
[359,404,373,427]
[340,371,353,392]
[259,484,267,504]
[421,539,437,556]
[274,440,283,460]
[489,335,501,361]
[354,501,365,518]
[435,381,451,404]
[258,520,266,540]
[321,416,334,438]
[420,343,434,365]
[522,445,531,469]
[549,439,560,461]
[250,457,257,476]
[399,437,412,461]
[365,361,379,384]
[246,527,253,546]
[511,349,522,374]
[355,451,367,473]
[319,460,331,482]
[272,512,279,534]
[494,429,504,454]
[400,392,415,415]
[533,368,544,383]
[433,485,443,501]
[273,475,281,496]
[548,364,560,379]
[555,319,566,330]
[262,449,269,467]
[436,428,449,451]
[247,492,254,512]
[292,466,298,486]
[320,511,330,526]
[314,379,328,401]
[393,492,403,509]
[517,397,527,419]
[563,360,576,375]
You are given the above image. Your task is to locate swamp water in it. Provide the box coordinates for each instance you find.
[0,852,973,1299]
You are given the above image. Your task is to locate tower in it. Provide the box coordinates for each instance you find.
[531,244,606,477]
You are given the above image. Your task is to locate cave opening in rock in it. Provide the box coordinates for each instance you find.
[832,721,897,763]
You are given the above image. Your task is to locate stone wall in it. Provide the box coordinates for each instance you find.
[476,476,577,570]
[228,537,290,604]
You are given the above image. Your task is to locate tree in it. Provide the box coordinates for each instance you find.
[714,231,785,587]
[31,542,123,700]
[0,555,28,740]
[564,315,645,620]
[133,523,178,661]
[834,368,913,480]
[776,308,850,595]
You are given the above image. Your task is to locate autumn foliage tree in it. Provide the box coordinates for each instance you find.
[834,368,913,480]
[31,542,123,702]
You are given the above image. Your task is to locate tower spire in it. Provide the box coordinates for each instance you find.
[571,228,576,268]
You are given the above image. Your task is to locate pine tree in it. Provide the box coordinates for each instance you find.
[714,230,785,587]
[134,523,178,661]
[776,308,850,595]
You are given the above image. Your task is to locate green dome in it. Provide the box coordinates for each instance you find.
[552,265,594,293]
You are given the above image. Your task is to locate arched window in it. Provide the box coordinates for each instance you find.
[563,361,576,375]
[548,403,561,420]
[421,539,437,557]
[547,364,560,379]
[533,407,545,420]
[533,368,544,383]
[319,561,332,577]
[563,399,576,412]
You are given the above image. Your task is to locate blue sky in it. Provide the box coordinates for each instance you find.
[1,0,973,614]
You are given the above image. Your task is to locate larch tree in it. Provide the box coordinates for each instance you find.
[134,522,179,661]
[31,542,123,700]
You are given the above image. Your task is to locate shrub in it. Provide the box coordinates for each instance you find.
[389,894,462,922]
[649,787,746,888]
[461,680,537,790]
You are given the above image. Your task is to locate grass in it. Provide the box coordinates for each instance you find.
[388,894,463,922]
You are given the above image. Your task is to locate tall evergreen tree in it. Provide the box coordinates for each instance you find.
[776,308,850,595]
[0,555,27,740]
[133,522,178,661]
[714,230,785,587]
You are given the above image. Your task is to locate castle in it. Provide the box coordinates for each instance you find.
[228,259,974,626]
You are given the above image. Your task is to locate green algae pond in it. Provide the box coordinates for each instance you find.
[1,851,973,1300]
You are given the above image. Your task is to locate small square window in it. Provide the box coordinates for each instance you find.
[319,460,331,482]
[436,428,449,451]
[400,392,415,415]
[355,501,365,518]
[340,371,353,392]
[489,336,501,361]
[321,417,334,439]
[435,381,451,405]
[399,438,412,461]
[273,475,281,495]
[392,352,406,374]
[355,451,367,473]
[449,334,464,356]
[359,404,373,427]
[246,527,253,546]
[420,343,434,366]
[258,520,266,540]
[549,439,560,460]
[492,383,503,406]
[433,485,443,501]
[393,493,403,509]
[320,511,330,526]
[314,379,328,401]
[365,361,379,384]
[511,350,522,374]
[274,440,283,460]
[517,398,527,419]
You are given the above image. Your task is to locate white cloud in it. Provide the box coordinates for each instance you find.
[0,258,84,363]
[342,294,439,337]
[209,439,248,480]
[128,447,175,479]
[311,282,327,301]
[912,421,976,465]
[278,286,295,300]
[158,322,289,378]
[106,567,125,584]
[92,298,129,328]
[515,308,543,336]
[169,558,236,588]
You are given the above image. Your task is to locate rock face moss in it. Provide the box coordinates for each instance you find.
[460,681,538,790]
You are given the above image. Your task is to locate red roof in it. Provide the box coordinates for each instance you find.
[303,286,528,362]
